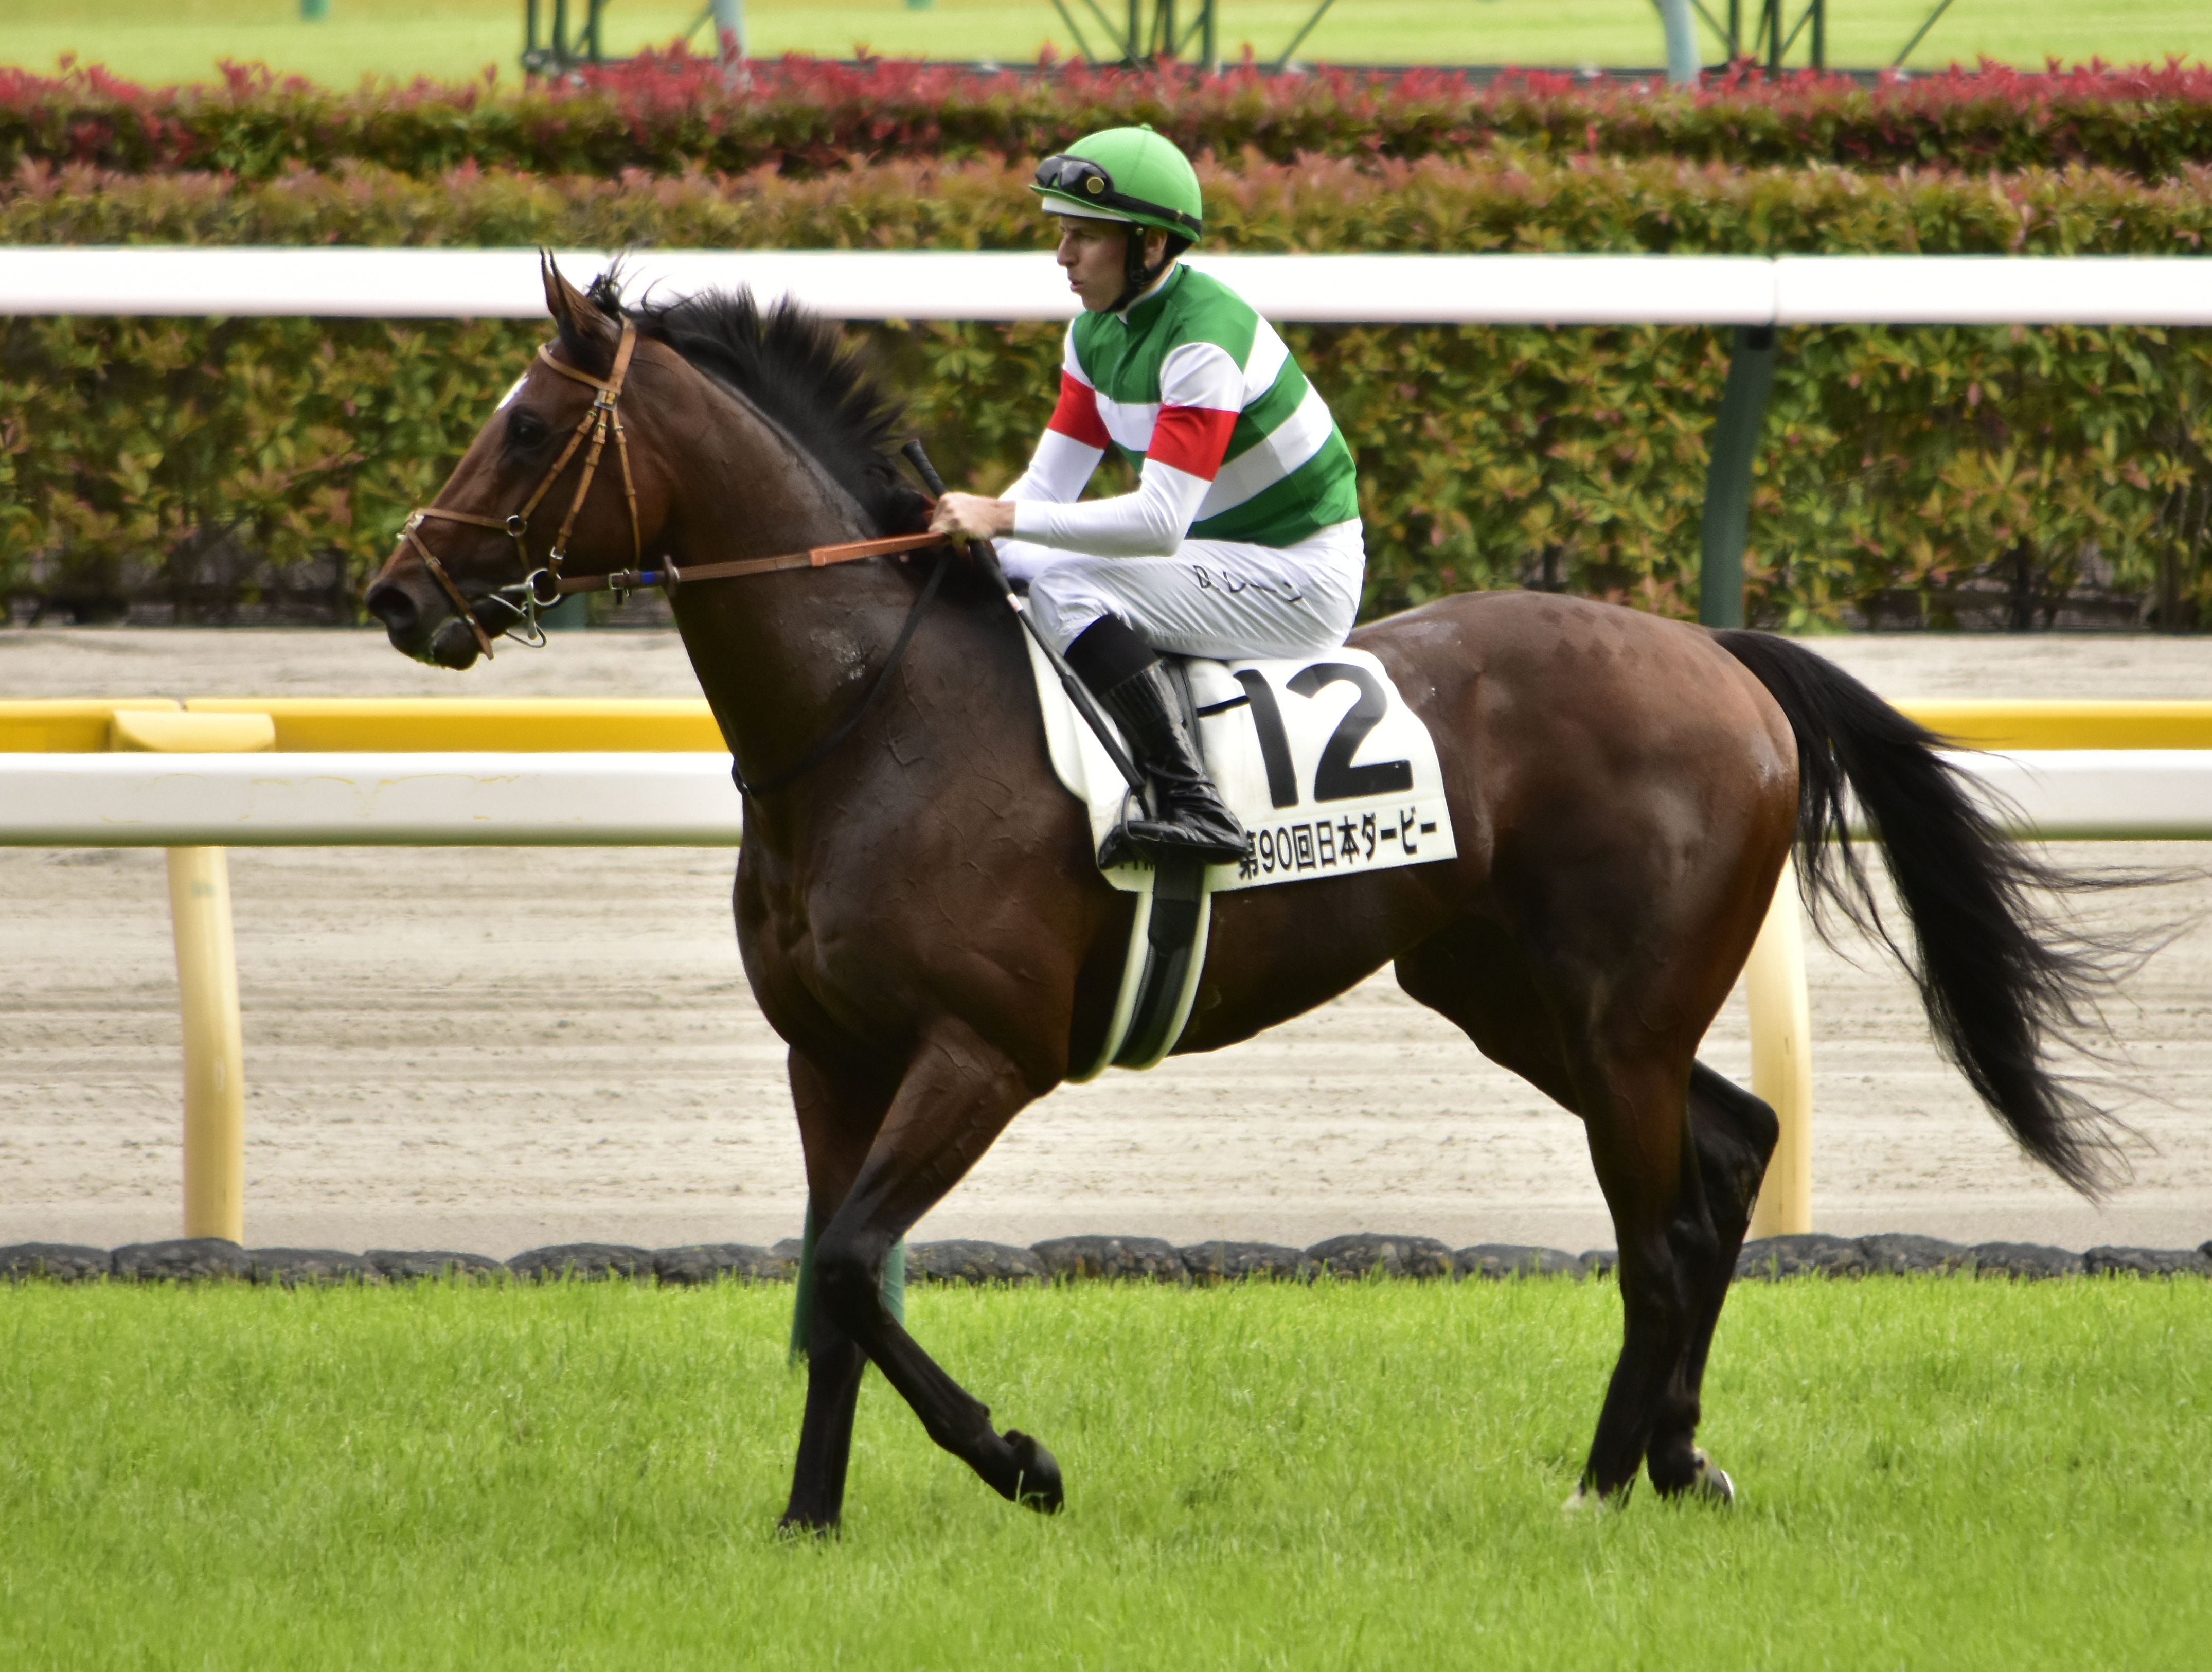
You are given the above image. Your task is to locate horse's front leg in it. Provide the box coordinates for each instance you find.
[809,1017,1061,1514]
[780,1049,895,1535]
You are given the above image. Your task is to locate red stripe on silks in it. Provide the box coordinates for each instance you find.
[1147,405,1238,481]
[1045,372,1111,450]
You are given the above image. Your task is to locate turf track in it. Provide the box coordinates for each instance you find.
[7,0,2205,92]
[3,1275,2206,1669]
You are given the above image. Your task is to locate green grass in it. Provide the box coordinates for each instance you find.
[8,0,2207,92]
[3,1277,2207,1669]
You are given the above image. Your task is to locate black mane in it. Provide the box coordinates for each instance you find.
[615,280,931,539]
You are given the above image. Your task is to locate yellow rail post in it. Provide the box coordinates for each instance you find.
[1744,857,1813,1237]
[168,847,246,1242]
[110,709,277,1243]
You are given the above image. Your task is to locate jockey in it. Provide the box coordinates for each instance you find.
[929,125,1365,867]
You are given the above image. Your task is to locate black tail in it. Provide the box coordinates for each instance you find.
[1715,629,2131,1195]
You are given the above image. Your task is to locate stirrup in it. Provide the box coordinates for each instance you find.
[1098,822,1139,869]
[1098,815,1248,869]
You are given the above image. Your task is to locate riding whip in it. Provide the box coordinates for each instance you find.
[900,440,1146,794]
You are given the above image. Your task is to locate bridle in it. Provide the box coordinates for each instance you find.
[397,318,649,660]
[401,316,951,654]
[394,313,954,796]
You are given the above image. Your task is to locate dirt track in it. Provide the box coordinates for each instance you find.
[3,626,2208,1257]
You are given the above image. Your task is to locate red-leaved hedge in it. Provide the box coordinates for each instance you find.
[5,55,2211,182]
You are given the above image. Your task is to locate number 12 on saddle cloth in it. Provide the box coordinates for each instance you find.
[1022,630,1459,894]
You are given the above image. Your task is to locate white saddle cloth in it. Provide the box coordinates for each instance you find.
[1020,620,1458,893]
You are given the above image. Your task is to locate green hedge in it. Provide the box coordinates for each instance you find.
[4,156,2207,626]
[10,312,2203,628]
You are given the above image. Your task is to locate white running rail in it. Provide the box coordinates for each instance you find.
[5,749,2205,845]
[3,247,2208,325]
[0,752,744,847]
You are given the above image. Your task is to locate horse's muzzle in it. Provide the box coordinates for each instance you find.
[428,618,485,669]
[366,577,480,669]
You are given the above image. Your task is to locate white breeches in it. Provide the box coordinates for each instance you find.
[1006,519,1366,659]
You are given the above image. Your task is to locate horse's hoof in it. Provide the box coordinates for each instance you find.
[775,1511,840,1541]
[1689,1448,1736,1508]
[1561,1484,1611,1517]
[1004,1429,1064,1514]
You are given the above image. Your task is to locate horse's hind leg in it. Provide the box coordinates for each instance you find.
[1642,1063,1778,1502]
[781,1050,895,1533]
[1562,1041,1720,1505]
[807,1018,1061,1517]
[1396,926,1731,1506]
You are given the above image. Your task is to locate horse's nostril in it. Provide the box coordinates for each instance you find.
[365,581,418,641]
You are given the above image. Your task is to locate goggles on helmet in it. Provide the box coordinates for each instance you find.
[1033,154,1203,238]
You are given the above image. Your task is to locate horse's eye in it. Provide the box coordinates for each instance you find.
[506,410,549,450]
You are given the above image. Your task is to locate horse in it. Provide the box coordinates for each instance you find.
[366,260,2122,1531]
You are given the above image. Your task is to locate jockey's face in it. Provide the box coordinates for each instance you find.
[1056,217,1170,311]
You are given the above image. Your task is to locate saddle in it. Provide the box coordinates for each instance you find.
[1020,624,1457,1077]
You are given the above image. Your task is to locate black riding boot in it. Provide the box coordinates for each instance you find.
[1093,663,1250,867]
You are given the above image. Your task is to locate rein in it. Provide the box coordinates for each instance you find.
[552,530,948,600]
[397,317,958,798]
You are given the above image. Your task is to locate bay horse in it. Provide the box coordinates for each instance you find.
[367,262,2120,1529]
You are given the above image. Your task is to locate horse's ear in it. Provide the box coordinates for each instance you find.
[540,251,618,377]
[540,250,575,323]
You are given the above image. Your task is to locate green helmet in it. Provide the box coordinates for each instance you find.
[1031,126,1203,242]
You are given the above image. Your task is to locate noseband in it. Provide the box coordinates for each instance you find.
[398,318,646,659]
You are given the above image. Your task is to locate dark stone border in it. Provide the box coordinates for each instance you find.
[3,1233,2206,1287]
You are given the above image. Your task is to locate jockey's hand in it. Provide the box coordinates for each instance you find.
[930,492,1018,544]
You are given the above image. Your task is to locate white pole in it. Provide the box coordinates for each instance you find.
[712,0,743,60]
[1659,0,1701,85]
[9,248,2211,327]
[1744,857,1813,1236]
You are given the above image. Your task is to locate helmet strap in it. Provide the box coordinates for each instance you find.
[1111,224,1174,314]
